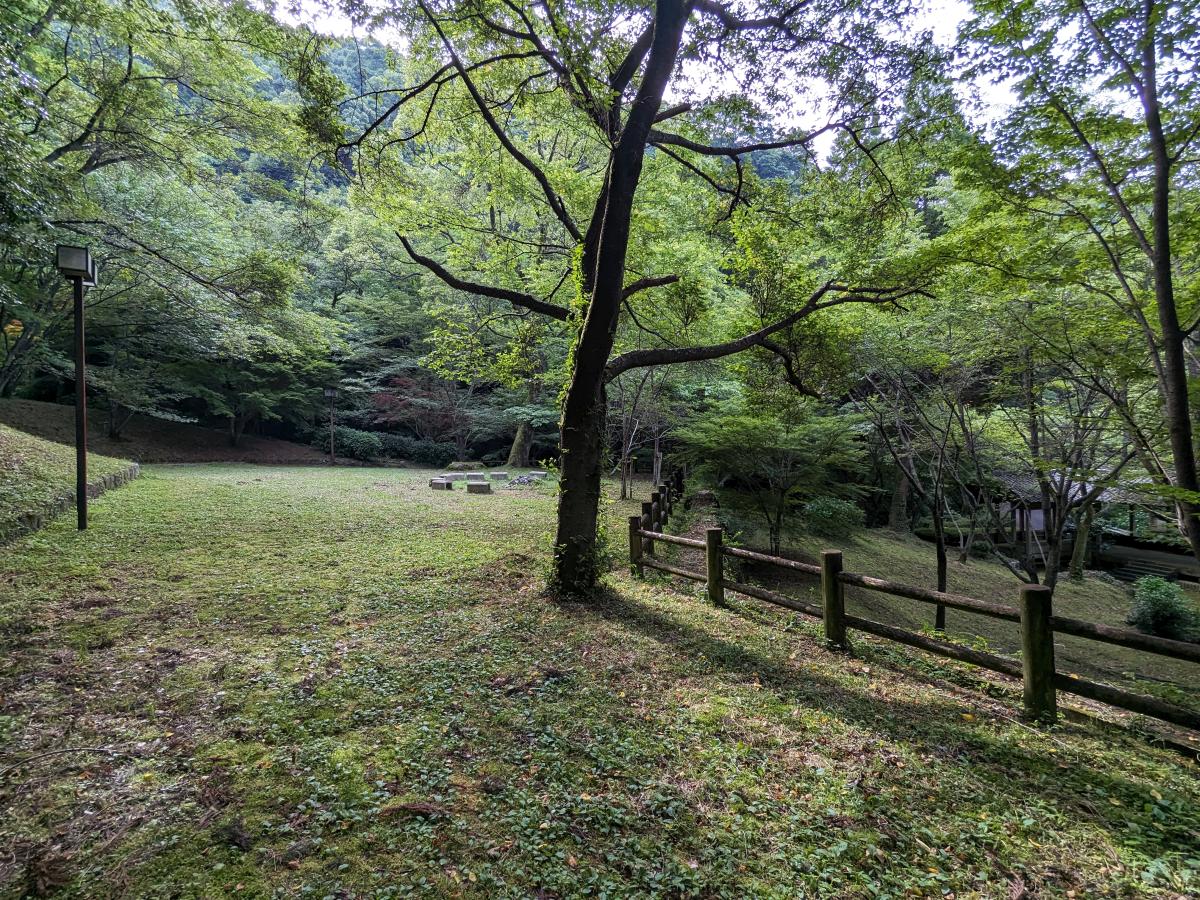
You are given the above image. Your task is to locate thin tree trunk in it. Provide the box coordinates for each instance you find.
[1141,28,1200,561]
[958,508,979,564]
[931,494,948,631]
[1069,502,1096,580]
[108,399,123,439]
[888,470,910,531]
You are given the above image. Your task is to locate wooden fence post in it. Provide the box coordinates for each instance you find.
[822,550,847,650]
[1020,584,1057,723]
[651,491,661,533]
[706,528,724,606]
[660,483,671,524]
[642,501,655,557]
[628,515,644,577]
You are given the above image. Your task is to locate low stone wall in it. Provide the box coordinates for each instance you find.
[2,462,141,544]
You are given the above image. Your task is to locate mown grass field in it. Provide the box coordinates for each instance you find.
[1,465,1198,898]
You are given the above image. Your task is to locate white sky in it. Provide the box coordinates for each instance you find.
[277,0,1013,147]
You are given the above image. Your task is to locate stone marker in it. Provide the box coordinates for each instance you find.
[430,478,452,490]
[467,482,492,494]
[530,470,549,480]
[490,471,508,480]
[440,472,467,481]
[466,472,488,482]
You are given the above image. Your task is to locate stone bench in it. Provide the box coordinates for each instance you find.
[530,470,549,480]
[466,482,492,494]
[465,472,488,482]
[439,472,468,481]
[429,478,452,490]
[490,471,509,480]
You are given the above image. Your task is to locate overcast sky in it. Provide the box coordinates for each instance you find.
[279,0,1011,148]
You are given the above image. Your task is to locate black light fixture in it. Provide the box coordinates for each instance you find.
[55,245,99,530]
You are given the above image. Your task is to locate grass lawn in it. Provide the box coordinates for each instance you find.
[0,424,131,543]
[1,464,1198,898]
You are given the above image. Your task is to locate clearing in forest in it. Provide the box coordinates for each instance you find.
[1,465,1198,897]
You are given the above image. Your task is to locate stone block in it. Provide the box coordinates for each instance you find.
[490,471,508,480]
[430,478,452,490]
[530,470,549,479]
[466,482,492,494]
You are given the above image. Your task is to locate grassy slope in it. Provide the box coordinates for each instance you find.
[704,526,1200,711]
[0,398,331,465]
[0,423,130,541]
[0,466,1196,898]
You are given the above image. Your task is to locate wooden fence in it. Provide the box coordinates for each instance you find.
[629,473,1200,732]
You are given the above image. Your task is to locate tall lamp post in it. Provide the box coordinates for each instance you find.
[324,386,338,465]
[55,245,98,530]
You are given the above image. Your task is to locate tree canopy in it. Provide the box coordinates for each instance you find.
[2,0,1199,596]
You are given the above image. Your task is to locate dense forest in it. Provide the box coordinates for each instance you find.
[3,0,1199,604]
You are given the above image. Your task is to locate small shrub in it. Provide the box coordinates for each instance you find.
[377,434,456,466]
[1128,576,1200,641]
[315,426,383,461]
[968,540,992,559]
[803,497,864,538]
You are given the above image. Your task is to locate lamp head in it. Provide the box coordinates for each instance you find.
[56,245,92,280]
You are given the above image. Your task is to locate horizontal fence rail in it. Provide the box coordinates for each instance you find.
[626,482,1199,733]
[837,571,1020,623]
[723,545,821,575]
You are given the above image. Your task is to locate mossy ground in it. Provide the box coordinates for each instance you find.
[1,465,1198,898]
[0,423,130,542]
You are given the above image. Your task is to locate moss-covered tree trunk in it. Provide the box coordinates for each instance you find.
[507,420,534,468]
[552,0,688,594]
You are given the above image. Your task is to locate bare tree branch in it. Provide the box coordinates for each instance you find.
[397,233,570,321]
[622,273,680,298]
[605,282,927,379]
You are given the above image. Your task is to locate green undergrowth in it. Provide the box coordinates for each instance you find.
[1,466,1197,898]
[0,423,131,542]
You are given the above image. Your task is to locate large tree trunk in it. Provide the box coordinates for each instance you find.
[507,420,534,468]
[552,0,688,594]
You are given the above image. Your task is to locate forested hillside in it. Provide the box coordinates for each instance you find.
[4,0,1200,603]
[0,4,561,471]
